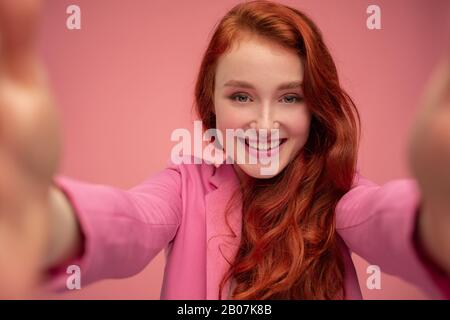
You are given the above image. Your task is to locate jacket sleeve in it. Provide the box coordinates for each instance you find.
[336,171,449,299]
[42,159,182,293]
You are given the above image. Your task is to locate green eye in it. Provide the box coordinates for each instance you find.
[282,95,303,104]
[230,93,251,103]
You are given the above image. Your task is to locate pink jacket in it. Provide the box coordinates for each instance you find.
[46,156,448,299]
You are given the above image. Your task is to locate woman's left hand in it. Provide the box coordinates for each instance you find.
[408,55,450,275]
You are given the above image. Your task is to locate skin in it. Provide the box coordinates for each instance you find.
[0,0,448,297]
[0,0,80,298]
[213,33,311,180]
[409,56,450,278]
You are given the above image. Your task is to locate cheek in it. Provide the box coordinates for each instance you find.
[285,107,312,139]
[214,101,246,131]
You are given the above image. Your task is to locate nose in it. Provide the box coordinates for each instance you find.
[250,102,280,132]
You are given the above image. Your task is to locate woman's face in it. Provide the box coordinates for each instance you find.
[213,33,312,179]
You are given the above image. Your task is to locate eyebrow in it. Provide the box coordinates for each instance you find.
[223,80,303,90]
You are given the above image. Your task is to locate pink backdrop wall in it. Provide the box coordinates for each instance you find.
[37,0,450,299]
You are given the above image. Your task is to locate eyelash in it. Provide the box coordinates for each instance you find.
[228,93,304,104]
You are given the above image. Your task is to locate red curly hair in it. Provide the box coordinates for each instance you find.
[195,0,361,299]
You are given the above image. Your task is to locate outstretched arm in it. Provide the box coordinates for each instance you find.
[0,0,66,297]
[43,162,183,293]
[336,174,447,299]
[0,0,183,297]
[336,56,450,299]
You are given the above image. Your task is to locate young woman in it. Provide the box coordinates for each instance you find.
[0,0,449,299]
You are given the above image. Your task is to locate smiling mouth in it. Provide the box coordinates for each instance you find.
[241,137,288,151]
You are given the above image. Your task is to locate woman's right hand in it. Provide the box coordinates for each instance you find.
[0,0,62,298]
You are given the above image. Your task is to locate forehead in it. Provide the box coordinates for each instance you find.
[215,34,304,88]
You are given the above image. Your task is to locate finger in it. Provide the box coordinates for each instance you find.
[0,0,42,56]
[419,55,450,118]
[408,54,450,201]
[0,0,43,82]
[0,73,60,182]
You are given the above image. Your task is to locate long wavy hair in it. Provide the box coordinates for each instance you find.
[194,0,361,300]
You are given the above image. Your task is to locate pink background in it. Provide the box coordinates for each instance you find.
[37,0,450,299]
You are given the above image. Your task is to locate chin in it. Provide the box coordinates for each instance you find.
[234,161,286,180]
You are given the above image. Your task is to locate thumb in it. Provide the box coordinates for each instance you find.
[0,0,43,83]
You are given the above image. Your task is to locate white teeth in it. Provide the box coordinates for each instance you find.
[269,140,281,148]
[246,139,282,151]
